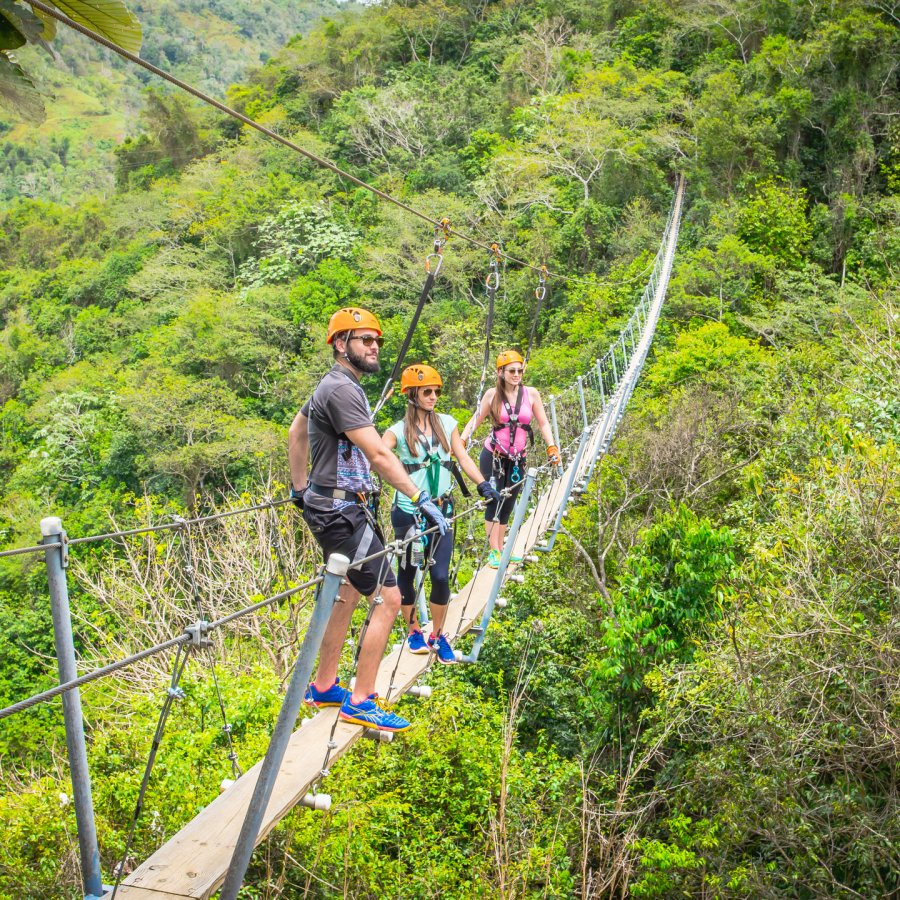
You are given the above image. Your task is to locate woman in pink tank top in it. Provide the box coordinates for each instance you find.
[461,350,560,568]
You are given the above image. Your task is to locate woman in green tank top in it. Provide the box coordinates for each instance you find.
[382,365,501,664]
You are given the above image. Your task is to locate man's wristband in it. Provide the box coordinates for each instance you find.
[410,490,421,504]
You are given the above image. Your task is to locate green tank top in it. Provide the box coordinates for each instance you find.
[389,413,458,514]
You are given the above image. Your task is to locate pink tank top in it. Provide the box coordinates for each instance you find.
[485,386,533,457]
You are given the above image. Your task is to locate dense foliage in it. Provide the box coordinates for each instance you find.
[0,0,898,895]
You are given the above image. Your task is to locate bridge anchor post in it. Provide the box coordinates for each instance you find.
[42,516,105,900]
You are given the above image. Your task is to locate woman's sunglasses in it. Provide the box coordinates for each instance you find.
[349,334,385,348]
[504,367,524,375]
[419,387,442,397]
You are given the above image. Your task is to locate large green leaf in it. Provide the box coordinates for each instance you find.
[50,0,141,53]
[0,0,47,44]
[0,15,26,50]
[0,51,45,121]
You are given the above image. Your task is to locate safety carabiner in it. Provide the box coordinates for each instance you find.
[485,242,502,293]
[535,264,548,302]
[426,218,451,277]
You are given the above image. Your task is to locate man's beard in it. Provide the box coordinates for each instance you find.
[346,343,380,374]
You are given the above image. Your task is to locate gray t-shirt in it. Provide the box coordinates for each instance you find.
[301,364,374,508]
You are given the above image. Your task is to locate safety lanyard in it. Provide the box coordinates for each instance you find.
[413,421,442,498]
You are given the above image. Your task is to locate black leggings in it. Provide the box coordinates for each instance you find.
[391,502,454,607]
[479,447,525,525]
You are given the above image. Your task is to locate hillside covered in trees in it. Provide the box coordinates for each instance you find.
[0,0,350,202]
[0,0,898,895]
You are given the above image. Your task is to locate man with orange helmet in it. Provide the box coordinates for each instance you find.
[288,308,448,732]
[461,349,559,567]
[382,364,501,663]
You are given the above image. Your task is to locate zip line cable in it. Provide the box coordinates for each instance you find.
[20,0,610,288]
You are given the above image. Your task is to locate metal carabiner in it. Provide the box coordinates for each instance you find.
[535,264,548,302]
[485,242,502,293]
[426,218,451,276]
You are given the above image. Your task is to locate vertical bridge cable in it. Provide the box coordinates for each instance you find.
[110,643,192,900]
[175,517,242,779]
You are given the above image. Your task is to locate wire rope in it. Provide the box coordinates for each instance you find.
[109,643,192,900]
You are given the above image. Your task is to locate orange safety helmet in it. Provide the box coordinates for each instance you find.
[496,349,524,370]
[326,307,382,344]
[400,364,443,393]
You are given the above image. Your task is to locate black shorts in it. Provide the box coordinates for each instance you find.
[302,501,397,596]
[479,447,525,525]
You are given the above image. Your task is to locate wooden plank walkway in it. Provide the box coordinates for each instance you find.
[108,451,593,900]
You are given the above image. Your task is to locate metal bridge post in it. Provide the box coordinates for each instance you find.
[582,385,621,488]
[460,469,536,664]
[549,395,561,450]
[414,568,429,632]
[596,358,605,407]
[221,553,349,900]
[610,344,618,385]
[42,517,104,900]
[536,428,590,554]
[576,376,589,430]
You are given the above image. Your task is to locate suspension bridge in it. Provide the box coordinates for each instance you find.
[0,174,683,899]
[0,3,689,893]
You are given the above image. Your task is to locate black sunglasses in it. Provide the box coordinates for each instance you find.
[420,387,442,397]
[349,334,385,348]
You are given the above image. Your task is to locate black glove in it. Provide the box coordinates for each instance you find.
[289,485,306,510]
[476,480,502,507]
[414,490,449,536]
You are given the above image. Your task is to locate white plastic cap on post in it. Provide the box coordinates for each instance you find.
[326,553,350,578]
[362,728,394,743]
[40,517,63,537]
[408,684,432,699]
[300,792,332,811]
[495,597,508,609]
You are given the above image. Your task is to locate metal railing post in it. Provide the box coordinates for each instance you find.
[581,387,621,488]
[611,344,618,384]
[414,568,429,632]
[595,358,605,407]
[576,376,589,430]
[221,553,349,900]
[460,469,536,664]
[549,395,561,449]
[41,517,104,900]
[536,428,590,553]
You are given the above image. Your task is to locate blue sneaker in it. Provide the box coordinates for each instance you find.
[339,694,412,732]
[406,628,429,654]
[304,678,348,708]
[428,632,457,665]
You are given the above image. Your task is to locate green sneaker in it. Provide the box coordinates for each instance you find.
[487,548,501,568]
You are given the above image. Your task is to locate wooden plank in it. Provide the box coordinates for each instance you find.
[108,470,569,900]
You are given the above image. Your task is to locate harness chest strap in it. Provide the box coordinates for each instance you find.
[492,384,534,453]
[401,458,471,497]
